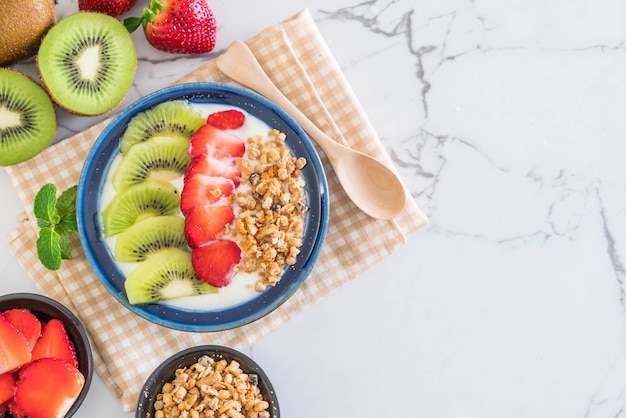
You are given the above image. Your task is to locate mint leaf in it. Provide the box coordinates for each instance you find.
[58,213,78,233]
[34,184,60,227]
[34,183,79,270]
[57,185,77,215]
[36,226,62,271]
[58,230,72,260]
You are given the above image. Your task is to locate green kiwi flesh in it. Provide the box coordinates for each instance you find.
[102,180,180,237]
[114,215,188,262]
[36,12,137,116]
[0,69,56,166]
[112,135,191,192]
[124,248,217,305]
[119,100,205,154]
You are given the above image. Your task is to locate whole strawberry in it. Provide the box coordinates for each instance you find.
[124,0,217,54]
[78,0,137,16]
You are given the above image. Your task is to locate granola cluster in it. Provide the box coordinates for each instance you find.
[230,129,308,291]
[154,355,271,418]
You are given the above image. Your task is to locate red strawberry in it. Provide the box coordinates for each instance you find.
[124,0,217,54]
[185,205,235,249]
[5,398,26,418]
[0,372,16,404]
[3,309,42,350]
[207,109,246,130]
[78,0,137,16]
[189,124,246,160]
[13,358,84,418]
[185,156,242,186]
[31,319,78,368]
[191,240,241,287]
[180,175,236,215]
[0,314,31,374]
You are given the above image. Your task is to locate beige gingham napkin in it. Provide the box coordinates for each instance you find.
[4,9,427,411]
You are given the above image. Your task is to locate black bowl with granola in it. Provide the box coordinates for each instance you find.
[136,345,279,418]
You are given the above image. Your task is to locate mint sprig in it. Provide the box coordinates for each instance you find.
[34,184,78,271]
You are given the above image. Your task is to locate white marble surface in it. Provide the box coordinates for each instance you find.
[2,0,626,416]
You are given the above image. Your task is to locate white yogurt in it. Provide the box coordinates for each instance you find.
[99,102,277,311]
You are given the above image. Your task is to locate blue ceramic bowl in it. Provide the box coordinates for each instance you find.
[77,82,329,332]
[136,345,279,418]
[0,293,94,417]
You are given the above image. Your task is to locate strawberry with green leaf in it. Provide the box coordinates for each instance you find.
[125,0,217,54]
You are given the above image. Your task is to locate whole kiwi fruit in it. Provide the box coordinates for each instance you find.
[0,0,57,67]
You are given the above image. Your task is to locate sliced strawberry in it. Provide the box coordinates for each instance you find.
[0,372,16,404]
[189,124,245,160]
[207,109,246,130]
[0,402,8,417]
[185,206,235,249]
[6,398,26,418]
[191,240,242,288]
[180,174,236,215]
[185,156,243,186]
[3,309,42,351]
[0,314,31,375]
[31,319,78,368]
[14,358,84,418]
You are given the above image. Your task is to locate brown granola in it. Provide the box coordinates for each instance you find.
[229,129,308,291]
[154,355,270,418]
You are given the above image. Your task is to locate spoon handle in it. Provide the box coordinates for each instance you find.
[216,41,343,161]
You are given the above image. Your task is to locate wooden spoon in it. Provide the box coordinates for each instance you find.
[216,41,407,220]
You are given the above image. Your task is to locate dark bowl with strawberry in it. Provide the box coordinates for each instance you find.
[136,345,279,418]
[0,292,93,418]
[77,82,329,332]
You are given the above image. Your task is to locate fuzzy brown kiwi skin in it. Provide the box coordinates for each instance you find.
[0,0,57,67]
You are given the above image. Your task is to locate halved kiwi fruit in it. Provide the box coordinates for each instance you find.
[119,100,205,154]
[114,215,188,262]
[112,135,191,192]
[0,69,56,166]
[124,248,217,305]
[102,180,180,237]
[36,12,137,116]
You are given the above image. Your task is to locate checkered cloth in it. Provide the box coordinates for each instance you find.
[4,9,427,412]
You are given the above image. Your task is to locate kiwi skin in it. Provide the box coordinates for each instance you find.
[0,69,57,166]
[0,0,57,67]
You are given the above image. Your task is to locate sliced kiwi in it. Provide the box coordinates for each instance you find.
[0,69,56,166]
[124,248,217,305]
[111,135,191,192]
[36,12,137,116]
[114,215,188,262]
[102,180,180,237]
[118,100,205,154]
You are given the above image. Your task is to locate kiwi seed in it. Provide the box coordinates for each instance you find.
[119,100,205,154]
[0,69,56,166]
[114,215,188,263]
[101,180,180,237]
[36,12,137,116]
[124,248,217,305]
